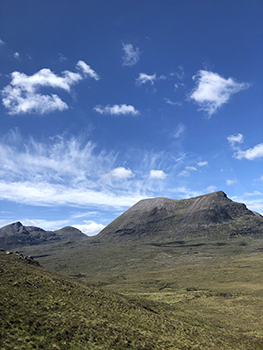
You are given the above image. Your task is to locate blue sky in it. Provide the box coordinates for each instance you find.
[0,0,262,235]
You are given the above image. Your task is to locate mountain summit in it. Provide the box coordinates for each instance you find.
[0,222,87,250]
[98,191,263,242]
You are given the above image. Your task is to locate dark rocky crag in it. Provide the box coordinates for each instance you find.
[98,191,263,242]
[0,222,87,250]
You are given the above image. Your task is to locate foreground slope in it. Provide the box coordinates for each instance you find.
[1,250,263,350]
[0,222,87,250]
[98,191,263,242]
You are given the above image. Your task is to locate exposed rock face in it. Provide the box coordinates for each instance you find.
[0,222,87,250]
[98,191,263,241]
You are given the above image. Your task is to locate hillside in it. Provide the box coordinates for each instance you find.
[98,191,263,242]
[1,250,263,350]
[0,222,87,250]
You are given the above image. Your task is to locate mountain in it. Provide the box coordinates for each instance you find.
[98,191,263,242]
[0,222,87,250]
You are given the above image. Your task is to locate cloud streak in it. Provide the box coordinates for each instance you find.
[2,60,99,115]
[190,70,249,116]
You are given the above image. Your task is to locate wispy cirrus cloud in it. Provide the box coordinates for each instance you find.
[0,131,146,209]
[226,179,237,186]
[178,166,197,177]
[244,191,262,196]
[206,185,217,192]
[122,43,140,67]
[0,130,207,210]
[94,104,139,115]
[164,98,182,107]
[172,123,185,139]
[0,132,142,208]
[1,60,99,115]
[190,70,249,116]
[0,38,5,45]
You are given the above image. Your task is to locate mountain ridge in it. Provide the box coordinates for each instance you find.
[0,222,87,250]
[98,191,263,242]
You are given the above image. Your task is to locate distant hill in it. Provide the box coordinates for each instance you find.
[98,191,263,242]
[0,222,87,250]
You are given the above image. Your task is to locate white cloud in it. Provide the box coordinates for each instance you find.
[107,167,134,180]
[226,179,237,186]
[122,43,140,67]
[173,123,185,139]
[178,165,197,177]
[174,83,185,91]
[21,218,69,231]
[0,180,144,208]
[206,185,217,192]
[58,53,68,62]
[149,170,167,179]
[0,131,206,210]
[94,104,139,115]
[14,52,20,60]
[136,73,157,85]
[185,166,197,171]
[197,161,208,167]
[3,87,68,114]
[227,133,244,146]
[178,170,190,177]
[244,191,262,196]
[73,222,105,236]
[76,60,100,80]
[234,143,263,160]
[164,98,181,106]
[0,38,5,45]
[1,60,99,115]
[190,70,249,116]
[228,134,263,160]
[176,66,184,80]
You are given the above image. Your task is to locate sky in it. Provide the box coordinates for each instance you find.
[0,0,262,235]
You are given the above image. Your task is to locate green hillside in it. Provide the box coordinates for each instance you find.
[1,250,263,350]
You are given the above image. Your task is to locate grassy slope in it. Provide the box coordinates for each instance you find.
[7,236,263,349]
[1,251,263,350]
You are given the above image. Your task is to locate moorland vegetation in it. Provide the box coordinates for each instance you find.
[1,191,263,349]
